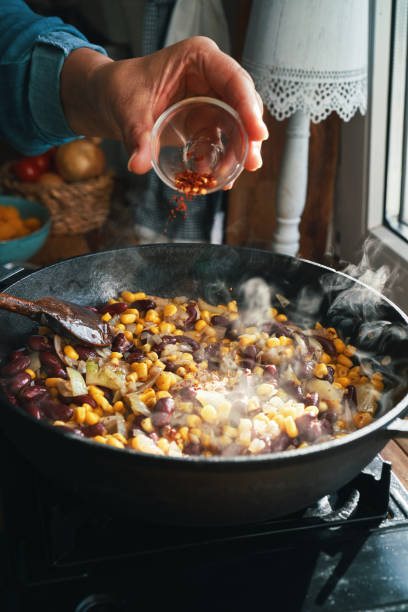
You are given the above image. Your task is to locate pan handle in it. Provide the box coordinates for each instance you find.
[384,418,408,438]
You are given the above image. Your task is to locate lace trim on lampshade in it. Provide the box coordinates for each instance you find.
[243,59,367,123]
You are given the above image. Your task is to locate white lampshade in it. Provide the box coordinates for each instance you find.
[242,0,369,122]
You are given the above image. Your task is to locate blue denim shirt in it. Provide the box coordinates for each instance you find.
[0,0,107,155]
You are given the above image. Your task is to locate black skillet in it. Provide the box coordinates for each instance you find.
[0,244,408,526]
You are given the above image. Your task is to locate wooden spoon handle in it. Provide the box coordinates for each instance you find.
[0,293,41,318]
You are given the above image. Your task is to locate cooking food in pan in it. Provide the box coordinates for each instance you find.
[0,289,384,458]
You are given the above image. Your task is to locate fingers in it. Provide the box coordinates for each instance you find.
[245,140,263,172]
[197,40,268,143]
[125,129,153,174]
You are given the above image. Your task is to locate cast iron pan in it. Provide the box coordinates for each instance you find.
[0,244,408,526]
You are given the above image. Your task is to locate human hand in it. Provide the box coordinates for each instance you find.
[61,37,268,185]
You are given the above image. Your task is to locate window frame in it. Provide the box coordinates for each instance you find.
[333,0,408,314]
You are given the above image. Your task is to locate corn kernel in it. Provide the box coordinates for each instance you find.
[106,436,125,449]
[126,372,139,383]
[333,338,346,353]
[134,323,144,335]
[76,405,86,424]
[326,328,338,339]
[269,307,278,318]
[163,303,178,317]
[113,401,125,413]
[156,372,175,391]
[132,362,148,380]
[156,390,171,399]
[110,352,123,360]
[266,337,280,348]
[121,313,137,325]
[186,414,202,428]
[176,366,187,377]
[115,323,126,332]
[64,345,79,360]
[25,368,35,379]
[157,438,170,453]
[141,417,154,433]
[195,319,207,331]
[45,377,61,387]
[85,411,100,425]
[201,404,217,423]
[123,330,133,341]
[275,313,288,322]
[314,363,328,378]
[227,300,238,313]
[133,292,146,300]
[320,352,331,364]
[93,435,107,444]
[337,354,354,368]
[336,376,351,387]
[344,344,356,357]
[353,412,374,428]
[145,309,160,324]
[239,334,257,348]
[121,291,136,302]
[101,312,112,322]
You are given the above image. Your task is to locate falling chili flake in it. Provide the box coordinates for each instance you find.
[164,169,217,231]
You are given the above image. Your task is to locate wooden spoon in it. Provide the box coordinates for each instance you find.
[0,293,112,346]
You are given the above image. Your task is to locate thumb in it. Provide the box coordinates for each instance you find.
[125,129,153,174]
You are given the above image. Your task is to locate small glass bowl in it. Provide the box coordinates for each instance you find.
[151,97,248,194]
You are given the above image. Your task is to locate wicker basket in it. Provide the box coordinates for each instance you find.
[0,163,114,236]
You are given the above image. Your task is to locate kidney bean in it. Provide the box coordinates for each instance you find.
[24,402,43,420]
[10,347,27,360]
[263,364,279,383]
[152,397,175,428]
[192,350,204,364]
[20,385,48,402]
[323,365,335,384]
[269,431,290,452]
[41,399,73,422]
[126,349,144,364]
[241,344,257,370]
[8,372,32,394]
[304,391,319,407]
[112,332,133,354]
[313,335,336,356]
[184,302,198,328]
[211,315,230,327]
[295,413,322,442]
[59,394,97,409]
[346,384,357,408]
[99,302,128,315]
[40,351,67,379]
[283,381,304,402]
[320,410,338,424]
[97,386,114,403]
[177,336,200,352]
[270,322,294,338]
[162,360,178,373]
[225,322,240,341]
[177,386,197,401]
[83,422,107,438]
[183,442,202,455]
[2,355,31,377]
[75,345,97,361]
[27,335,51,352]
[130,299,156,313]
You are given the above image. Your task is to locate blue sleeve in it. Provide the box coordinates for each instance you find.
[0,0,108,155]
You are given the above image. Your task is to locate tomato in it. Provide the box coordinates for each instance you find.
[12,158,41,182]
[30,153,51,174]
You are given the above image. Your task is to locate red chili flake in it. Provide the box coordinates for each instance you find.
[164,165,217,230]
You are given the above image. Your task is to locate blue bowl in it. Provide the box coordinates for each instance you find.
[0,195,51,264]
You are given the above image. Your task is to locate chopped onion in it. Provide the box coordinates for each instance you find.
[67,366,88,396]
[276,293,290,308]
[125,393,151,416]
[197,298,224,314]
[28,351,41,372]
[54,335,64,361]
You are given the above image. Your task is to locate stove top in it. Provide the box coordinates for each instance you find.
[2,433,408,612]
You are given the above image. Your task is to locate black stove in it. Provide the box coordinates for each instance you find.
[2,433,408,612]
